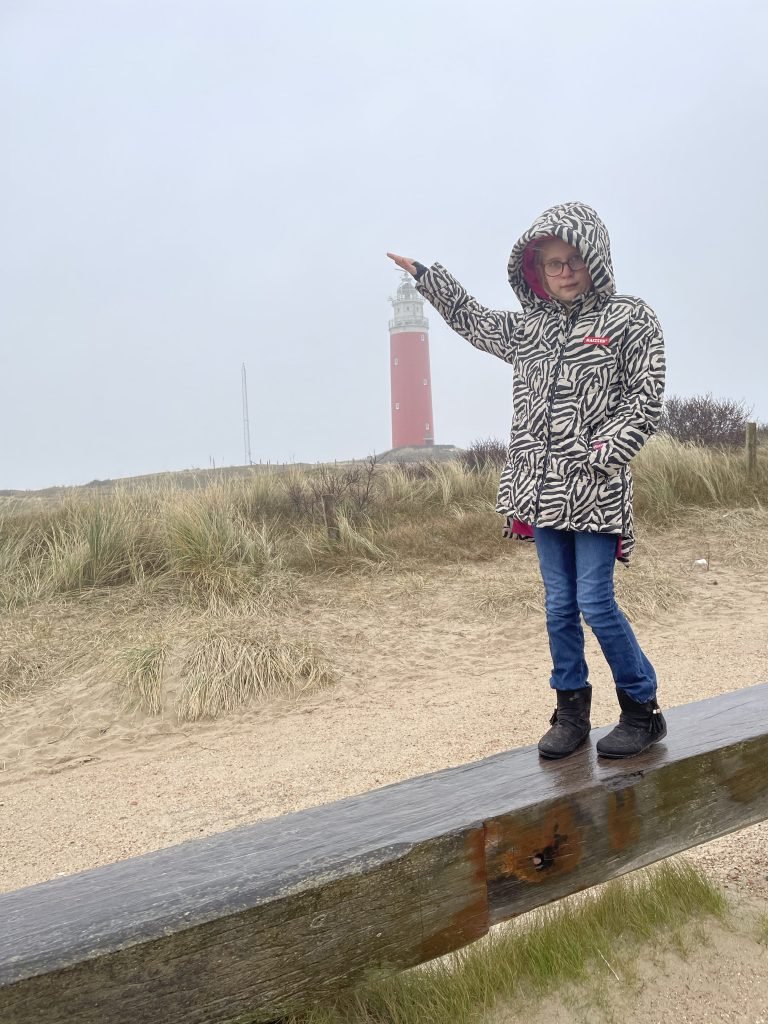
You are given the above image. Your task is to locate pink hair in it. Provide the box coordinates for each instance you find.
[522,239,553,301]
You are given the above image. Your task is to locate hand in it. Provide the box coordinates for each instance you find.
[386,252,418,277]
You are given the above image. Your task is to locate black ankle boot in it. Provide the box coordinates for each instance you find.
[538,686,592,759]
[596,689,667,759]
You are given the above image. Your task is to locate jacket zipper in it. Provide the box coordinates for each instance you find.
[533,306,572,523]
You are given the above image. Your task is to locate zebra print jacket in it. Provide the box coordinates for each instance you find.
[415,201,665,562]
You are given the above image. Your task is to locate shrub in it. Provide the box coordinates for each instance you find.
[460,438,508,473]
[659,394,752,447]
[282,458,379,520]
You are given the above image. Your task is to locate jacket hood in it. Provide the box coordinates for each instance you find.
[508,201,616,310]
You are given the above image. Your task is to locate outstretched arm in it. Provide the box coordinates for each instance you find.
[387,253,521,364]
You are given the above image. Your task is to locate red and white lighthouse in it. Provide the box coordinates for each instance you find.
[389,273,434,448]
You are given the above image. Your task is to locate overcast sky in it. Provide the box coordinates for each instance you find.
[2,0,766,490]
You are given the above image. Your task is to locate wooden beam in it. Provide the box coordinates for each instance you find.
[2,684,768,1024]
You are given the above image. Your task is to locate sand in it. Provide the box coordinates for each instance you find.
[2,522,768,1020]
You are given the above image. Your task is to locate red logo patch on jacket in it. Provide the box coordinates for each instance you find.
[582,336,611,346]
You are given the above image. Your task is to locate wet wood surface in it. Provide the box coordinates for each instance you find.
[2,683,768,1023]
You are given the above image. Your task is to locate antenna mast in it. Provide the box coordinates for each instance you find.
[241,363,253,465]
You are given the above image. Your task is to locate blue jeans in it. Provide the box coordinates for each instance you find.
[533,527,657,703]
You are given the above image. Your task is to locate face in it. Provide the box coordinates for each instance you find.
[536,237,593,305]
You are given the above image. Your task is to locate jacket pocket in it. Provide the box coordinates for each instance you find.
[499,442,542,522]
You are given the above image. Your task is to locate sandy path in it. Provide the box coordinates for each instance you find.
[2,525,768,1018]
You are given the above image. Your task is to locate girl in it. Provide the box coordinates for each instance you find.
[388,201,667,760]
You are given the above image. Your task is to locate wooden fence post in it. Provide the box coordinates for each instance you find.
[322,493,340,541]
[746,421,757,481]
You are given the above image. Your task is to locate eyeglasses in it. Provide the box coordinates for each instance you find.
[542,255,587,277]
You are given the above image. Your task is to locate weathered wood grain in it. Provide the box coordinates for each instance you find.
[2,683,768,1023]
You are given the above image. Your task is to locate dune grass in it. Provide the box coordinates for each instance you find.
[111,618,336,721]
[2,438,766,719]
[176,624,335,721]
[162,493,297,610]
[120,640,167,716]
[0,486,298,612]
[632,433,768,522]
[2,436,765,614]
[0,613,88,710]
[288,860,726,1024]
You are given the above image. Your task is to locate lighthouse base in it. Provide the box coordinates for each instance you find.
[377,444,461,464]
